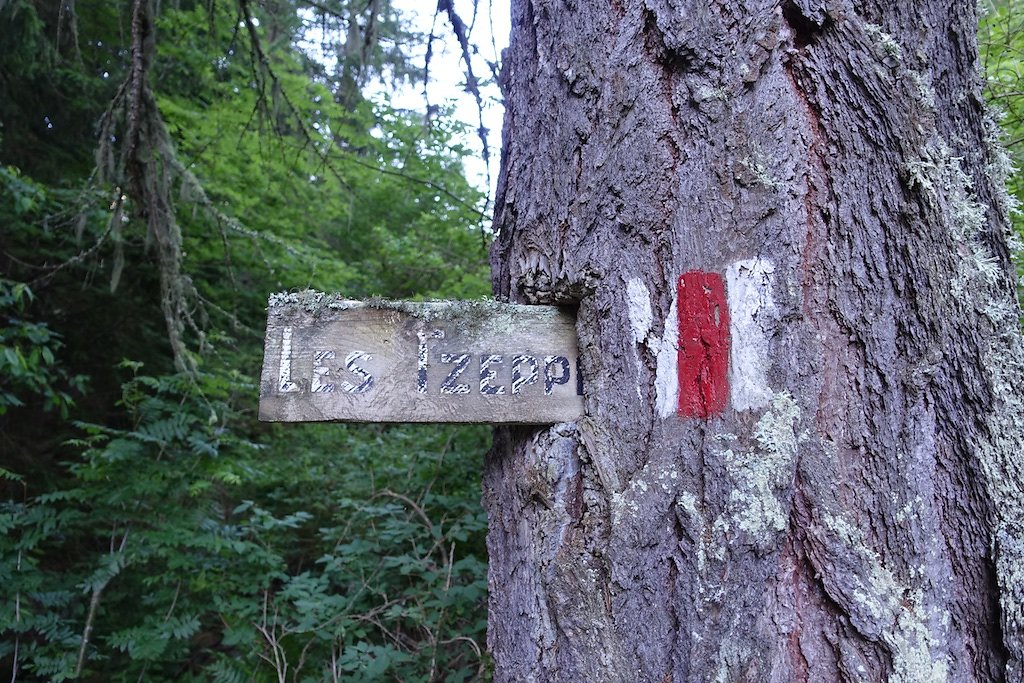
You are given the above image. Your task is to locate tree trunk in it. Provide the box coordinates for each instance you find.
[485,1,1024,681]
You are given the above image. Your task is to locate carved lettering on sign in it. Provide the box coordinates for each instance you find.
[417,329,445,394]
[311,350,336,393]
[259,299,585,424]
[278,327,300,393]
[278,341,583,398]
[479,354,505,395]
[511,354,538,395]
[341,351,374,394]
[543,356,571,395]
[439,353,472,395]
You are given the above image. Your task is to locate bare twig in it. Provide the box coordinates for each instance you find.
[437,0,492,213]
[299,0,345,20]
[338,153,487,219]
[27,194,118,288]
[255,590,288,683]
[417,431,456,505]
[374,489,436,537]
[74,529,129,677]
[11,550,21,683]
[427,541,457,681]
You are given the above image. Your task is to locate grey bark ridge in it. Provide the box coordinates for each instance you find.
[488,1,1024,681]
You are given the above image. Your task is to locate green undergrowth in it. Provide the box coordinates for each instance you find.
[2,369,491,681]
[0,0,493,680]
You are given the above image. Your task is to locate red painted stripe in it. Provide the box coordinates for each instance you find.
[677,271,730,418]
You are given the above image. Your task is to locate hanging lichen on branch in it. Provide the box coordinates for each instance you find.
[95,0,197,373]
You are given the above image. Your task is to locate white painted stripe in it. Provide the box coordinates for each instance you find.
[626,278,653,344]
[726,259,776,412]
[655,291,680,418]
[626,277,653,401]
[279,326,300,393]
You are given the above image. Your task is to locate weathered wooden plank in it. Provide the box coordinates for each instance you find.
[259,292,585,424]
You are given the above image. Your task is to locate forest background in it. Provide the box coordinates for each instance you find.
[1,1,1022,681]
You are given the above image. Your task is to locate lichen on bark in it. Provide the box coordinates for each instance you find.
[717,394,802,548]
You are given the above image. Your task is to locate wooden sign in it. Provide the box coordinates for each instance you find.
[259,293,585,424]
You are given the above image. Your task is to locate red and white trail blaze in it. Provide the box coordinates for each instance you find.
[676,271,731,418]
[649,259,777,419]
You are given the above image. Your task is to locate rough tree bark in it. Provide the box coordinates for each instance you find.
[485,1,1024,681]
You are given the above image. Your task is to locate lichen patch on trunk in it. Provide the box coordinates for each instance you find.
[721,393,801,546]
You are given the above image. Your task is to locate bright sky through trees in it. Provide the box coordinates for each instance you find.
[300,1,510,202]
[391,0,510,201]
